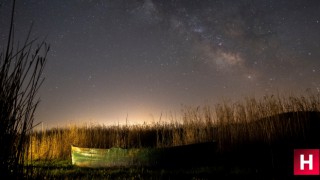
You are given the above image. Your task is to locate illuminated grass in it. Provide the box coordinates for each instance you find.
[27,92,320,161]
[22,92,320,178]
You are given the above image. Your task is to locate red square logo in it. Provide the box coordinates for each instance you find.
[294,149,319,175]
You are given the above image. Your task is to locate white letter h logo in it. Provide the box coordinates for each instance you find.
[300,154,313,170]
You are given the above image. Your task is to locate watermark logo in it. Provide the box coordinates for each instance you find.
[294,149,319,175]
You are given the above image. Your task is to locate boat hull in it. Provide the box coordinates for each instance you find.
[71,142,217,168]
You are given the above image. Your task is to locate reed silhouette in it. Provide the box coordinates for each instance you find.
[0,0,49,177]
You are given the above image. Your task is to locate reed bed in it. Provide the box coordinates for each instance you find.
[1,1,49,177]
[27,92,320,161]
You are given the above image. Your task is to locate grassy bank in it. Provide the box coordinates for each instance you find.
[25,160,269,179]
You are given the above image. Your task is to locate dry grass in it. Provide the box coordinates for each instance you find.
[27,92,320,161]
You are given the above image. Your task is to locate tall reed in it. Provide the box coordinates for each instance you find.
[28,93,320,161]
[0,0,49,177]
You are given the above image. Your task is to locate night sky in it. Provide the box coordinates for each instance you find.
[1,0,320,127]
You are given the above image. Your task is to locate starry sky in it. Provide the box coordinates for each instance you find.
[1,0,320,127]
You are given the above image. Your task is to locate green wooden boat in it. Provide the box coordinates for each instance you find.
[71,145,159,168]
[71,141,217,168]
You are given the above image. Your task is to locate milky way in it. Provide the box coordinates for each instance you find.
[1,0,320,127]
